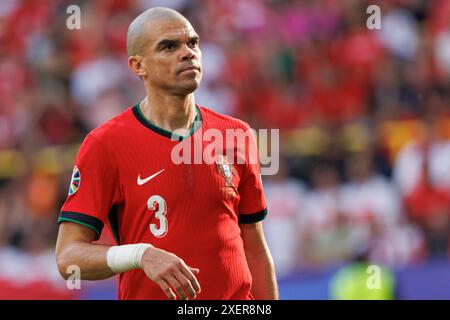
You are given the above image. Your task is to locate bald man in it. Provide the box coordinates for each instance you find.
[55,7,278,300]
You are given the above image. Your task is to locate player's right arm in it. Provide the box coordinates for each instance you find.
[55,222,115,280]
[55,221,201,299]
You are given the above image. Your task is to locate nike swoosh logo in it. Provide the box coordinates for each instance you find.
[137,169,165,186]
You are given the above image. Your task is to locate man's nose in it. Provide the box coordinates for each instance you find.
[179,44,197,61]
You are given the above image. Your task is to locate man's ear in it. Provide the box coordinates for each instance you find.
[128,55,147,78]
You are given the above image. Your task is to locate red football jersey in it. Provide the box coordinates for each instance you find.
[59,104,267,300]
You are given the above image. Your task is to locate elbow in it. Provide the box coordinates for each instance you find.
[55,248,75,280]
[55,252,69,280]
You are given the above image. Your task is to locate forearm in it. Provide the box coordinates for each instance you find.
[247,249,279,300]
[56,241,115,280]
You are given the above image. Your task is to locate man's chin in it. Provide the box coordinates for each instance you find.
[175,81,200,95]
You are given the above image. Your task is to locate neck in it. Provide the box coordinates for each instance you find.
[140,90,197,133]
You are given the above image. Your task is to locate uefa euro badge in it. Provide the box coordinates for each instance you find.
[216,155,235,188]
[69,165,81,195]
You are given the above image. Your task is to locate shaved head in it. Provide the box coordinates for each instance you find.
[126,6,202,95]
[126,7,190,56]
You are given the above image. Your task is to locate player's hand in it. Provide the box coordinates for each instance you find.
[140,247,201,300]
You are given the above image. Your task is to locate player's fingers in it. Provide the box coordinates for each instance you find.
[166,275,188,300]
[182,267,201,294]
[155,279,176,300]
[173,271,197,299]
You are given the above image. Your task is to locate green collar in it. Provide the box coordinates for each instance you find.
[132,102,202,141]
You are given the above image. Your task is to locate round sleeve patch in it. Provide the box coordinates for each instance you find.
[68,165,81,195]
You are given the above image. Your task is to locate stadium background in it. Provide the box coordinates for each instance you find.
[0,0,450,299]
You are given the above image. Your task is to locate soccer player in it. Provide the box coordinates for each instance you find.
[55,7,278,300]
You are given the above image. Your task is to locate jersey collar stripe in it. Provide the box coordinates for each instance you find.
[132,103,203,141]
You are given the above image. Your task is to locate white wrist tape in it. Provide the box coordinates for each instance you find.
[106,243,153,273]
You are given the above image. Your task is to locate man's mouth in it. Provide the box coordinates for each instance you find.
[178,65,201,74]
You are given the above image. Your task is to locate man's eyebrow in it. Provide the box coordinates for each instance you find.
[156,36,200,48]
[156,39,179,48]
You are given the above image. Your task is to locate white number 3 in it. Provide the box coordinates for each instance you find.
[147,195,168,237]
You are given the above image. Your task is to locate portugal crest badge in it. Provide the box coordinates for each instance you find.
[68,165,81,196]
[216,155,236,189]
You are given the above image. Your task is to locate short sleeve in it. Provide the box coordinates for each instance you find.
[237,126,268,224]
[59,134,121,240]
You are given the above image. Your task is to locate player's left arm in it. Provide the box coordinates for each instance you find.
[240,221,279,300]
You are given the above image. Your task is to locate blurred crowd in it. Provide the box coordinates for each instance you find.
[1,0,450,294]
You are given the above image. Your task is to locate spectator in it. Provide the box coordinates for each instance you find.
[263,160,305,278]
[299,163,349,268]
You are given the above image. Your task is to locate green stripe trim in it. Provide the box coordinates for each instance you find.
[58,211,104,241]
[133,102,202,141]
[58,217,101,236]
[136,102,182,138]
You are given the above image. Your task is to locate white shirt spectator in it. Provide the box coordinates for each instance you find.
[299,187,348,267]
[393,140,450,196]
[263,177,305,278]
[369,222,425,266]
[339,175,402,240]
[376,9,419,60]
[70,55,127,108]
